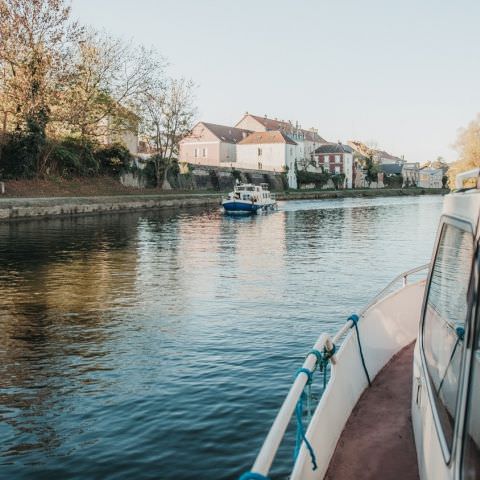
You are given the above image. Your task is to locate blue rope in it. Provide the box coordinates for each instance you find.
[238,472,270,480]
[296,367,313,385]
[308,349,323,370]
[348,314,372,387]
[294,369,318,471]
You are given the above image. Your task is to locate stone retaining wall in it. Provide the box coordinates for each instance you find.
[0,194,222,222]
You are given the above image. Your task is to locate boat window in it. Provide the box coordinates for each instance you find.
[462,317,480,479]
[422,222,473,453]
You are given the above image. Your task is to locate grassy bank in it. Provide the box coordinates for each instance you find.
[1,177,448,199]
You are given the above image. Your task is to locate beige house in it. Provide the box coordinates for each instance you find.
[235,113,326,168]
[179,122,251,167]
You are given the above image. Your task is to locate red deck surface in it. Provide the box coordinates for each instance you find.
[325,342,419,480]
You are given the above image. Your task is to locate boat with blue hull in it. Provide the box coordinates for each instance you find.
[222,183,277,214]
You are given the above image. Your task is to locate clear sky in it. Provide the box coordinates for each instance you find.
[71,0,480,163]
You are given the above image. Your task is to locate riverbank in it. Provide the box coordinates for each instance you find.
[275,187,448,200]
[0,193,223,221]
[0,186,448,222]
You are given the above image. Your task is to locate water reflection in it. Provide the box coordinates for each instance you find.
[0,197,443,479]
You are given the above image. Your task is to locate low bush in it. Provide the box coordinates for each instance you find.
[296,170,330,189]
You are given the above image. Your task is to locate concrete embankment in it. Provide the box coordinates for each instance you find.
[0,188,447,222]
[275,187,448,201]
[0,193,223,222]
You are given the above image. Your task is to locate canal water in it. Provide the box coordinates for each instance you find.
[0,196,443,479]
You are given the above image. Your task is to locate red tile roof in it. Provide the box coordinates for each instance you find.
[238,131,297,145]
[238,114,326,143]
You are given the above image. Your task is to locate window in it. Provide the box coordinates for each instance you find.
[422,223,473,452]
[202,148,207,157]
[335,154,341,163]
[462,319,480,479]
[194,148,198,158]
[258,148,262,156]
[335,166,340,174]
[324,155,329,164]
[258,162,263,170]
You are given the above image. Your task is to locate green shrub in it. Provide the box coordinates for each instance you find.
[95,143,132,175]
[143,159,158,187]
[384,174,403,188]
[331,173,346,189]
[296,170,330,188]
[51,138,99,177]
[0,133,37,179]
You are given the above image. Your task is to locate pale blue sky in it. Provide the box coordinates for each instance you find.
[72,0,480,163]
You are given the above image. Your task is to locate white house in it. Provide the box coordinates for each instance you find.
[236,131,298,188]
[418,168,443,188]
[235,113,326,170]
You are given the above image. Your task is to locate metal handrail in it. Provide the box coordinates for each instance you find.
[244,263,430,478]
[358,263,429,316]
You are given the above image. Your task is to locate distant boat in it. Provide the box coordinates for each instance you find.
[222,183,277,214]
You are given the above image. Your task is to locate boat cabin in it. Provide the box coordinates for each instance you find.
[232,183,271,202]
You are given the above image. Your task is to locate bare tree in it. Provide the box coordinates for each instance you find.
[139,77,196,188]
[60,30,165,146]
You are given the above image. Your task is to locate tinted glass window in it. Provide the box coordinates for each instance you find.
[462,321,480,479]
[423,223,473,450]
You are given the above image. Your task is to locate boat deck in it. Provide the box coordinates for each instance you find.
[325,342,419,480]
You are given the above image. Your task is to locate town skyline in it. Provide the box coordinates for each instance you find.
[71,0,480,165]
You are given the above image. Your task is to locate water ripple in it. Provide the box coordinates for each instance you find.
[0,196,443,479]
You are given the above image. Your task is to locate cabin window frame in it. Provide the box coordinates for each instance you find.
[420,214,475,465]
[459,245,480,479]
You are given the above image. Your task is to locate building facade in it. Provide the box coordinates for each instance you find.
[312,142,354,188]
[418,168,443,188]
[235,113,326,170]
[236,131,298,188]
[402,162,420,186]
[179,122,251,167]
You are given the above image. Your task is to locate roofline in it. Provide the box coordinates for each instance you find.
[182,121,249,144]
[238,113,325,140]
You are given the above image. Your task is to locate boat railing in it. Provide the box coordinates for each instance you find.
[358,263,429,316]
[240,263,430,480]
